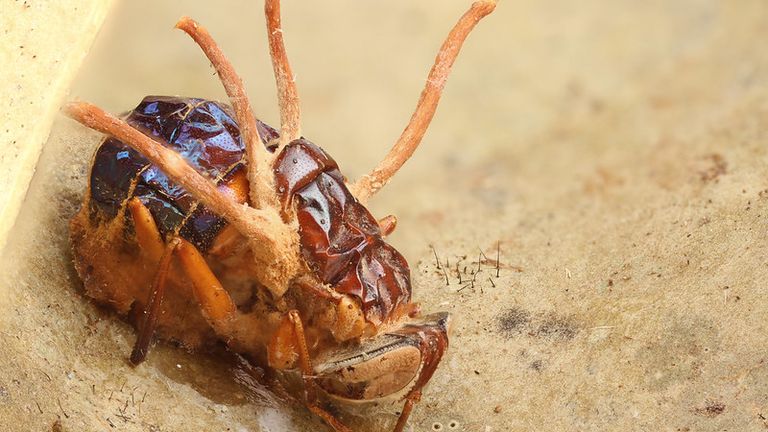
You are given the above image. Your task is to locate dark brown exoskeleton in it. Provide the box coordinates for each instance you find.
[66,2,496,431]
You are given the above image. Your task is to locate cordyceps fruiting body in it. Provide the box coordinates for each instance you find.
[66,1,496,431]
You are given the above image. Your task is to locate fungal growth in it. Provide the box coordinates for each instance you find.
[66,1,496,431]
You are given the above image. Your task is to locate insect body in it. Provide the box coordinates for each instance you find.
[67,2,495,431]
[88,97,269,252]
[275,138,413,323]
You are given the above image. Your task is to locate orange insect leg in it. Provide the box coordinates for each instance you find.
[127,197,164,262]
[269,310,352,432]
[378,214,397,237]
[176,239,237,328]
[393,390,422,432]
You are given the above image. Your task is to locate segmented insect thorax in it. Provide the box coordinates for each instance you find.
[275,139,413,324]
[88,96,277,251]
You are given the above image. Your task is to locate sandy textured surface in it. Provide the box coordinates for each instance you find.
[0,0,113,250]
[3,0,768,431]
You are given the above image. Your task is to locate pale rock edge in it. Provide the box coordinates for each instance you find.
[0,0,115,252]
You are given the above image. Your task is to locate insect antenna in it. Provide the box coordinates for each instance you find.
[176,17,278,210]
[265,0,302,149]
[351,1,497,202]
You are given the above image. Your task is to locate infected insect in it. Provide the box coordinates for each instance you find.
[66,1,496,431]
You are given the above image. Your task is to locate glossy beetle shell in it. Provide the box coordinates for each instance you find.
[89,96,277,251]
[86,95,413,326]
[275,139,412,324]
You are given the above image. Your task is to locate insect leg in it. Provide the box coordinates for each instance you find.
[390,314,450,431]
[176,239,238,330]
[265,0,301,149]
[175,17,278,210]
[176,240,287,356]
[378,214,398,237]
[269,311,352,432]
[130,236,181,365]
[127,197,164,262]
[393,390,422,432]
[350,1,497,202]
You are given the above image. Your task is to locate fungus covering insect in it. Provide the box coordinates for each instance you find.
[66,1,496,431]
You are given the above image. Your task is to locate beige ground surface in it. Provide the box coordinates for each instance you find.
[3,0,768,431]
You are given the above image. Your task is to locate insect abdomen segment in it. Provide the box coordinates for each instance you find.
[88,96,277,250]
[275,139,412,324]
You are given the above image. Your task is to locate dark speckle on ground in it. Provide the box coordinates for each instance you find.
[497,307,531,338]
[693,400,725,417]
[535,314,578,340]
[496,308,579,341]
[699,154,727,183]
